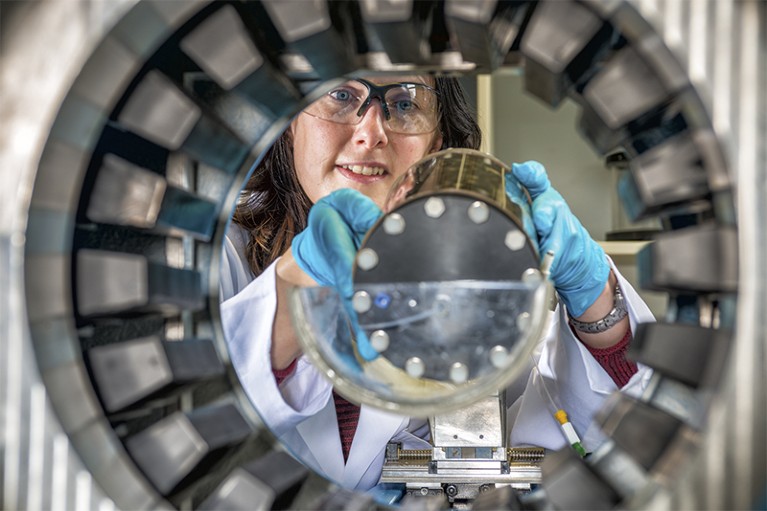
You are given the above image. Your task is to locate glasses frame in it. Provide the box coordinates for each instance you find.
[353,78,440,124]
[304,78,441,135]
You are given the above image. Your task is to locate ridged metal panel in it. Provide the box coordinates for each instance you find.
[0,0,764,510]
[1,3,141,509]
[626,1,766,509]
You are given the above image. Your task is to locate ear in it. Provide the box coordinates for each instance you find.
[431,132,444,152]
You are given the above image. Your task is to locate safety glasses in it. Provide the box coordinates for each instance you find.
[303,78,441,135]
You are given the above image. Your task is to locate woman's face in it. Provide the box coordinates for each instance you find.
[290,75,443,207]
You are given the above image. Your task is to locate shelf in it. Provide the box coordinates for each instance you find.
[598,241,652,265]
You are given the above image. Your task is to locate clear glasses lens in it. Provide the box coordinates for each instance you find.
[304,80,440,134]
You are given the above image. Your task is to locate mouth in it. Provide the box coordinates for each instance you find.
[338,164,386,176]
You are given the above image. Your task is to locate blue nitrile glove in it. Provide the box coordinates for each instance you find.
[292,188,383,360]
[504,170,540,256]
[509,161,610,318]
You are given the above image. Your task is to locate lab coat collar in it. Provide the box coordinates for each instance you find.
[294,400,407,489]
[296,398,345,482]
[342,406,407,489]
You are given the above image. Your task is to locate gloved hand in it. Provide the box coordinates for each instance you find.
[508,161,610,318]
[292,188,383,360]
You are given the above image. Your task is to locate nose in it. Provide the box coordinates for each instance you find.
[353,99,389,148]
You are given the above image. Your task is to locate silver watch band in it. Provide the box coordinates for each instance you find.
[568,284,628,334]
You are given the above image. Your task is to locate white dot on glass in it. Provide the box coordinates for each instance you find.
[424,197,446,218]
[489,346,509,369]
[356,248,379,271]
[383,213,406,235]
[370,330,390,352]
[405,357,425,378]
[449,362,469,383]
[352,291,372,313]
[468,201,490,224]
[505,230,526,251]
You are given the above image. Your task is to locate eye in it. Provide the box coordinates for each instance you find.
[388,85,428,115]
[389,91,419,114]
[328,88,355,103]
[394,98,415,113]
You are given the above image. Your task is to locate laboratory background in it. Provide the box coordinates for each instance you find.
[0,1,764,510]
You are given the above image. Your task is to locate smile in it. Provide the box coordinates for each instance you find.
[339,164,385,176]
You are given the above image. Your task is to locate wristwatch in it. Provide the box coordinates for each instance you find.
[568,284,628,334]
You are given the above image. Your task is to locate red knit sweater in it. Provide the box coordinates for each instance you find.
[273,329,636,462]
[582,327,637,388]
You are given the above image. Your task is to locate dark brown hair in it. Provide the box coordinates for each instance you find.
[232,76,482,276]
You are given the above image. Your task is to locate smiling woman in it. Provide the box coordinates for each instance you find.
[218,69,657,493]
[230,75,481,276]
[3,0,760,509]
[219,75,485,490]
[290,77,444,206]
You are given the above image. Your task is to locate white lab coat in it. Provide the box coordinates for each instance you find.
[220,224,655,491]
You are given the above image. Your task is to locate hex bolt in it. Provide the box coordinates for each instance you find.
[449,362,469,383]
[468,201,490,224]
[370,330,390,353]
[356,248,379,271]
[352,291,372,313]
[505,230,526,251]
[424,197,446,218]
[446,484,458,497]
[405,357,425,378]
[383,213,406,235]
[489,345,509,369]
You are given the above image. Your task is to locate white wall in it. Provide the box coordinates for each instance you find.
[485,72,668,318]
[489,73,611,241]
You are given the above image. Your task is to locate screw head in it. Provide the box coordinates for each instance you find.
[449,362,469,383]
[405,357,425,378]
[468,201,490,224]
[369,330,390,352]
[505,230,526,251]
[356,248,379,271]
[489,345,509,369]
[383,213,406,235]
[352,291,372,313]
[424,197,446,218]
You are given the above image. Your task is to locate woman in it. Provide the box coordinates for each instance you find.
[220,75,655,491]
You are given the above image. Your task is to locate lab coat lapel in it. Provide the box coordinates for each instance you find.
[342,405,407,489]
[296,398,345,483]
